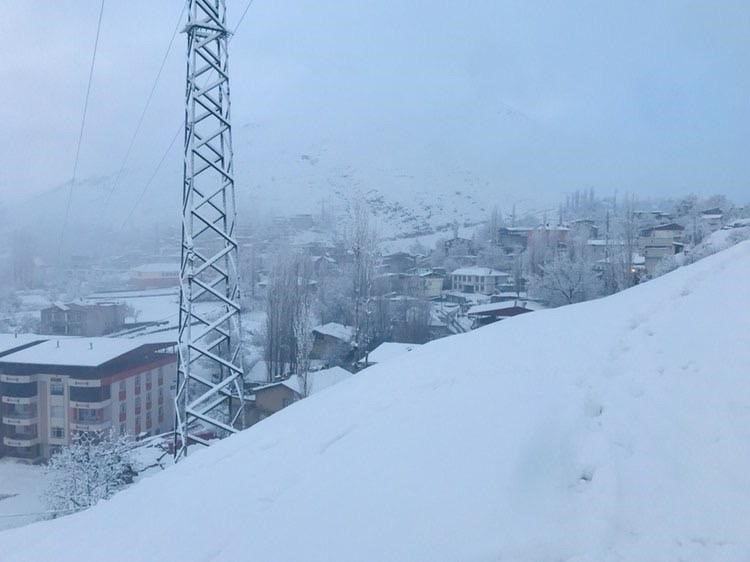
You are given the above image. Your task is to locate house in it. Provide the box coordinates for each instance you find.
[466,300,544,327]
[568,219,600,240]
[450,267,510,295]
[246,366,353,425]
[700,208,724,232]
[0,336,177,461]
[419,270,446,299]
[40,302,127,337]
[381,252,417,274]
[497,227,533,252]
[311,323,355,365]
[442,237,476,257]
[640,223,685,274]
[130,263,180,289]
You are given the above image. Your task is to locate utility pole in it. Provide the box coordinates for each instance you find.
[174,0,245,460]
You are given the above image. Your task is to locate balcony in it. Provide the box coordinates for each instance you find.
[0,374,37,384]
[0,381,38,399]
[69,399,111,410]
[3,430,40,447]
[69,420,112,432]
[1,395,38,405]
[2,414,39,426]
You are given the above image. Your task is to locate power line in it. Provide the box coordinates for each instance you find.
[58,0,106,258]
[115,0,256,233]
[103,0,189,209]
[117,126,181,233]
[233,0,256,33]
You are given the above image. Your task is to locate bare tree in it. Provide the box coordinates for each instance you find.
[349,200,379,362]
[293,288,315,397]
[264,252,315,380]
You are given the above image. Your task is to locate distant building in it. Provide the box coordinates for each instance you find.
[466,300,544,327]
[40,302,127,337]
[568,219,599,240]
[640,223,685,274]
[419,270,446,299]
[497,227,533,252]
[450,267,510,295]
[244,366,353,425]
[0,336,176,461]
[442,237,476,257]
[700,208,724,232]
[381,252,417,274]
[130,263,180,289]
[311,323,355,365]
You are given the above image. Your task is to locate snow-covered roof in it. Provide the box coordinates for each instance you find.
[467,300,544,315]
[450,267,510,277]
[367,342,422,364]
[0,334,46,357]
[312,322,355,342]
[0,337,160,367]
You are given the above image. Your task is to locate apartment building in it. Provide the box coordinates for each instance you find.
[0,336,176,461]
[40,302,126,336]
[450,267,511,295]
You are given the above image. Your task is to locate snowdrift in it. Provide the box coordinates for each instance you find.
[4,242,750,561]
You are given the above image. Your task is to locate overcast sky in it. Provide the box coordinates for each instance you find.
[1,0,748,207]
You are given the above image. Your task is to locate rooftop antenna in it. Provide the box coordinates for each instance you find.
[174,0,245,460]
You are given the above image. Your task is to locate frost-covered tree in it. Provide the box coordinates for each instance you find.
[44,431,136,517]
[529,249,603,307]
[294,291,315,397]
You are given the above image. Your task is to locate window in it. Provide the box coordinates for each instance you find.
[118,381,126,400]
[158,387,164,405]
[119,402,126,421]
[145,412,152,429]
[50,405,65,418]
[134,374,141,395]
[120,423,126,435]
[158,406,164,423]
[50,427,65,439]
[135,396,141,414]
[50,380,64,396]
[157,368,164,386]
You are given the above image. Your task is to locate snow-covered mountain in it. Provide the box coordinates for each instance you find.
[4,242,750,561]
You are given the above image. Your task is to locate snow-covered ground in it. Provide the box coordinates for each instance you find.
[0,461,47,531]
[3,241,750,561]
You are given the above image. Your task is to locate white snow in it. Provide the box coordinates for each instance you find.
[263,366,354,396]
[0,334,46,356]
[466,300,544,315]
[3,242,750,561]
[0,460,47,531]
[366,341,422,364]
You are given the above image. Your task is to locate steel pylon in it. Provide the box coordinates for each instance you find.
[175,0,244,460]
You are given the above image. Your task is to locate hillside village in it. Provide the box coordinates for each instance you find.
[0,192,748,469]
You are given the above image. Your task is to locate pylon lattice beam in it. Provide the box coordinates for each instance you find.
[175,0,244,460]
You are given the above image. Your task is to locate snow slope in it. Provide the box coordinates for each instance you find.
[4,242,750,561]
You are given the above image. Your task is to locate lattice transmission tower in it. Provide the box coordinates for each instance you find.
[174,0,245,460]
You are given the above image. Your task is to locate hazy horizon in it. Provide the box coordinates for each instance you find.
[2,1,748,211]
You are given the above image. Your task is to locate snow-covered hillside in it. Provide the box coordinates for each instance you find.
[4,242,750,561]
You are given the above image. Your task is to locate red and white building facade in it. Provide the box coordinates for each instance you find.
[0,336,176,461]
